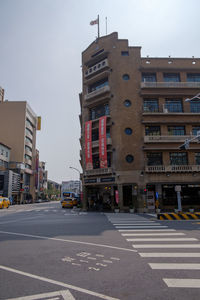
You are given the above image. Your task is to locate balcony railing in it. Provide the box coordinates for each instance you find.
[92,137,112,148]
[144,135,196,143]
[84,59,109,78]
[145,165,200,173]
[85,167,113,176]
[84,85,110,101]
[141,82,200,89]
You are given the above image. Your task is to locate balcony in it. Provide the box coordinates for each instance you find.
[84,59,109,78]
[25,147,32,157]
[85,167,113,176]
[92,137,112,148]
[84,85,110,101]
[141,82,200,89]
[145,165,200,173]
[144,135,196,143]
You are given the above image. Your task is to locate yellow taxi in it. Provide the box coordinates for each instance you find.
[61,198,74,208]
[0,197,10,209]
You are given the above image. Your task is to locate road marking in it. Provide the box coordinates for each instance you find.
[0,265,119,300]
[0,231,137,252]
[119,229,176,232]
[110,257,120,260]
[115,226,168,229]
[150,263,200,270]
[127,238,197,242]
[163,278,200,288]
[122,233,185,236]
[96,254,104,257]
[113,223,160,226]
[0,216,43,225]
[139,252,200,257]
[133,244,200,248]
[87,257,97,260]
[6,289,75,300]
[71,263,81,266]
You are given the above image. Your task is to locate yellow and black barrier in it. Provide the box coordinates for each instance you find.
[157,212,200,220]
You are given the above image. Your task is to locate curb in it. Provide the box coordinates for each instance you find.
[157,213,200,220]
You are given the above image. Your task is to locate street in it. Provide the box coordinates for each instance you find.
[0,202,200,300]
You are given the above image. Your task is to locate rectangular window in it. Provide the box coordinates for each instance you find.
[143,99,159,112]
[142,73,156,82]
[145,126,160,136]
[192,126,200,135]
[187,74,200,82]
[147,152,162,166]
[88,78,108,93]
[195,153,200,165]
[165,99,183,112]
[190,100,200,113]
[170,152,188,165]
[121,51,129,56]
[90,103,110,120]
[163,73,180,82]
[168,126,185,136]
[92,129,99,141]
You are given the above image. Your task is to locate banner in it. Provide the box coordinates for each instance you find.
[99,116,107,168]
[85,121,93,170]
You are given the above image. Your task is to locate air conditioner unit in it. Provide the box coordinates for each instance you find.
[163,108,168,113]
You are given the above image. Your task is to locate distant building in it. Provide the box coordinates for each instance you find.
[0,142,20,201]
[0,99,40,203]
[79,32,200,212]
[61,180,81,195]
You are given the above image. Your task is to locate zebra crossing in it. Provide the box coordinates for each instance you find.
[106,213,200,289]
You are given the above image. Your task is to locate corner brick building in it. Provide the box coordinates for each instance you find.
[79,32,200,212]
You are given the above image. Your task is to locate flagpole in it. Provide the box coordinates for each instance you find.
[105,17,107,35]
[98,15,100,38]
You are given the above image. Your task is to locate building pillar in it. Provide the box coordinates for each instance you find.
[137,185,146,213]
[82,185,88,211]
[117,184,123,210]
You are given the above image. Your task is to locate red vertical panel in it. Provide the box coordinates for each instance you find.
[99,116,107,168]
[85,121,93,170]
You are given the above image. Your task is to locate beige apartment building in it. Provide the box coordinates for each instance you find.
[0,99,39,203]
[79,32,200,212]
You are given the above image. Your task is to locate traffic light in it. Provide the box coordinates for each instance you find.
[144,188,147,194]
[179,139,190,150]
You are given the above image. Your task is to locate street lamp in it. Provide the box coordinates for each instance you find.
[185,93,200,102]
[69,166,81,194]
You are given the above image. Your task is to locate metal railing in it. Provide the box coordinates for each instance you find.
[141,82,200,88]
[85,167,113,176]
[144,135,196,143]
[145,165,200,173]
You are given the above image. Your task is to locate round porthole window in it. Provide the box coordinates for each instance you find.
[126,155,134,163]
[125,128,132,135]
[124,100,131,107]
[122,74,130,80]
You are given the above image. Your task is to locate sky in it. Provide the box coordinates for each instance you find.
[0,0,200,183]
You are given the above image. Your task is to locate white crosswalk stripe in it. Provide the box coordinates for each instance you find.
[106,212,200,291]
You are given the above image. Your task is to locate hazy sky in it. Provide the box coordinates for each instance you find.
[0,0,200,183]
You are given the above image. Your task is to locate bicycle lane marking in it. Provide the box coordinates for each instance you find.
[0,265,119,300]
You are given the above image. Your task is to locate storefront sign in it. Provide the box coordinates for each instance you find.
[85,121,93,170]
[99,116,107,168]
[85,178,97,183]
[100,177,115,182]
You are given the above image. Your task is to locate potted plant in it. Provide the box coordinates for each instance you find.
[129,204,134,213]
[114,205,120,213]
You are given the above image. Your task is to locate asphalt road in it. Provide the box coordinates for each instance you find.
[0,201,200,300]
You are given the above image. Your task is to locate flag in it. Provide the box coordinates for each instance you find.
[90,18,98,25]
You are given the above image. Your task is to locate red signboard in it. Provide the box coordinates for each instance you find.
[99,116,107,168]
[85,121,93,170]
